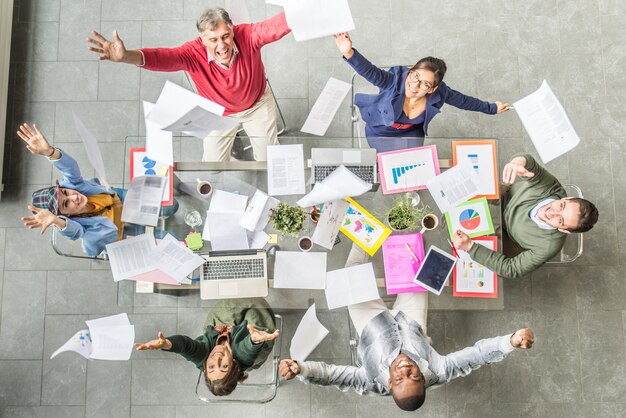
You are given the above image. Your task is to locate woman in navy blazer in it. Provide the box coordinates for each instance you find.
[334,33,509,153]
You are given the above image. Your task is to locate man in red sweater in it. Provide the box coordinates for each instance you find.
[87,9,291,162]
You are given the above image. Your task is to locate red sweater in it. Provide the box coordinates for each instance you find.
[141,13,291,115]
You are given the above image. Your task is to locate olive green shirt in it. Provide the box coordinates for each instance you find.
[468,154,566,278]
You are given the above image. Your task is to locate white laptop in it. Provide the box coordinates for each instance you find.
[311,148,378,185]
[200,249,268,300]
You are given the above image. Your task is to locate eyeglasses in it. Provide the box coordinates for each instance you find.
[408,71,434,91]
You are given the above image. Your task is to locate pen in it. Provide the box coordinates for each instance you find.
[447,238,460,258]
[404,243,420,263]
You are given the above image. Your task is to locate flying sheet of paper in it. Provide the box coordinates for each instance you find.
[297,165,371,207]
[121,175,166,226]
[50,329,93,360]
[325,262,380,309]
[426,163,483,213]
[72,112,110,189]
[225,0,251,24]
[267,144,306,196]
[148,234,205,282]
[143,101,173,166]
[106,234,157,282]
[161,105,238,140]
[88,324,135,361]
[284,0,355,42]
[301,78,352,136]
[248,230,270,249]
[274,251,327,289]
[239,190,280,231]
[290,304,329,362]
[312,199,349,250]
[514,80,580,163]
[203,190,250,249]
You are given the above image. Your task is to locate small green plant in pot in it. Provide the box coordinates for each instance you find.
[386,194,430,231]
[269,202,308,237]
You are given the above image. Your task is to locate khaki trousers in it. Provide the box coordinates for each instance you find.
[202,82,279,162]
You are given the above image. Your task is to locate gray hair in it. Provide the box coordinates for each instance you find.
[197,8,233,32]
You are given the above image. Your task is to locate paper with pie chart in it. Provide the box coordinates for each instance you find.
[453,236,498,298]
[444,197,494,240]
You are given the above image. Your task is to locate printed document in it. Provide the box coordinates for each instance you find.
[274,251,327,289]
[290,304,329,362]
[312,199,349,250]
[325,262,380,309]
[239,190,279,231]
[514,80,580,163]
[202,190,250,250]
[106,234,157,282]
[297,165,371,207]
[143,101,173,166]
[426,163,483,213]
[284,0,355,42]
[267,144,306,196]
[149,234,205,282]
[121,175,166,226]
[72,113,110,189]
[301,77,352,136]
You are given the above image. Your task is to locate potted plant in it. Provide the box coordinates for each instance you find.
[269,202,308,237]
[386,194,429,232]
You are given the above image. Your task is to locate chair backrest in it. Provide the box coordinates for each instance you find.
[51,227,109,261]
[195,314,283,404]
[546,184,584,264]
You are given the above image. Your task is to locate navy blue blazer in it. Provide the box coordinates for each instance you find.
[346,49,497,136]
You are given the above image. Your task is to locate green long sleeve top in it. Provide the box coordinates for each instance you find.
[165,320,263,372]
[468,154,566,278]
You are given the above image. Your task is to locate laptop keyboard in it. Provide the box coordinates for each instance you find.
[203,259,265,280]
[314,165,375,183]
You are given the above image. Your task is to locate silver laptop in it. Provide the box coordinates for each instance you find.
[311,148,378,185]
[200,249,268,300]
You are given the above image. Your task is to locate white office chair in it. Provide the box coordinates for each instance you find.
[194,314,283,404]
[51,227,109,261]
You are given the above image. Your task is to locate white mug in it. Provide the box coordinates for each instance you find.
[196,178,213,197]
[419,213,439,234]
[298,236,313,252]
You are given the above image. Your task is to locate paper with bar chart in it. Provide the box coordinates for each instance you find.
[377,145,440,194]
[444,197,494,240]
[452,140,499,199]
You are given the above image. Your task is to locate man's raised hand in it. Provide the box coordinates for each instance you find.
[510,328,534,349]
[87,30,127,62]
[502,157,534,184]
[279,359,300,380]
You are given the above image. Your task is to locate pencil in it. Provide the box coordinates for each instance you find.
[404,243,420,263]
[447,238,460,258]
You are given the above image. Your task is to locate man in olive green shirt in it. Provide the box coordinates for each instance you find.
[453,154,598,278]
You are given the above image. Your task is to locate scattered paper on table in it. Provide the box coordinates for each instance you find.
[121,175,166,226]
[143,101,173,167]
[312,199,349,250]
[290,304,329,362]
[274,251,327,289]
[267,144,306,196]
[106,234,157,282]
[149,234,205,282]
[248,230,270,249]
[426,163,483,213]
[225,0,251,24]
[72,112,110,189]
[240,190,279,231]
[203,190,250,250]
[297,165,371,207]
[301,77,352,136]
[284,0,355,42]
[513,80,580,163]
[325,262,380,309]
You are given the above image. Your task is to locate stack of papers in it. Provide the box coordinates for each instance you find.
[290,304,329,362]
[106,234,205,284]
[297,165,371,208]
[325,263,380,309]
[274,251,327,289]
[51,313,135,361]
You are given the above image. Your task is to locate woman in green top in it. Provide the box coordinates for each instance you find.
[135,299,279,396]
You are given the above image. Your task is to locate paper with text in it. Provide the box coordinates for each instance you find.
[426,163,483,213]
[149,234,205,282]
[106,234,157,282]
[72,113,110,189]
[240,190,279,231]
[514,80,580,163]
[143,101,173,166]
[121,175,166,226]
[267,144,306,196]
[284,0,355,42]
[297,165,371,207]
[312,199,349,250]
[274,251,327,289]
[325,262,379,309]
[301,78,352,136]
[290,304,329,361]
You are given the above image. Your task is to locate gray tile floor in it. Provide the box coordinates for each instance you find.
[1,0,626,417]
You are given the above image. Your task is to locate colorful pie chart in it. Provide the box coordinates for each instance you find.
[459,209,481,230]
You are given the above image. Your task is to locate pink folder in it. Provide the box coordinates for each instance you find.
[382,233,426,294]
